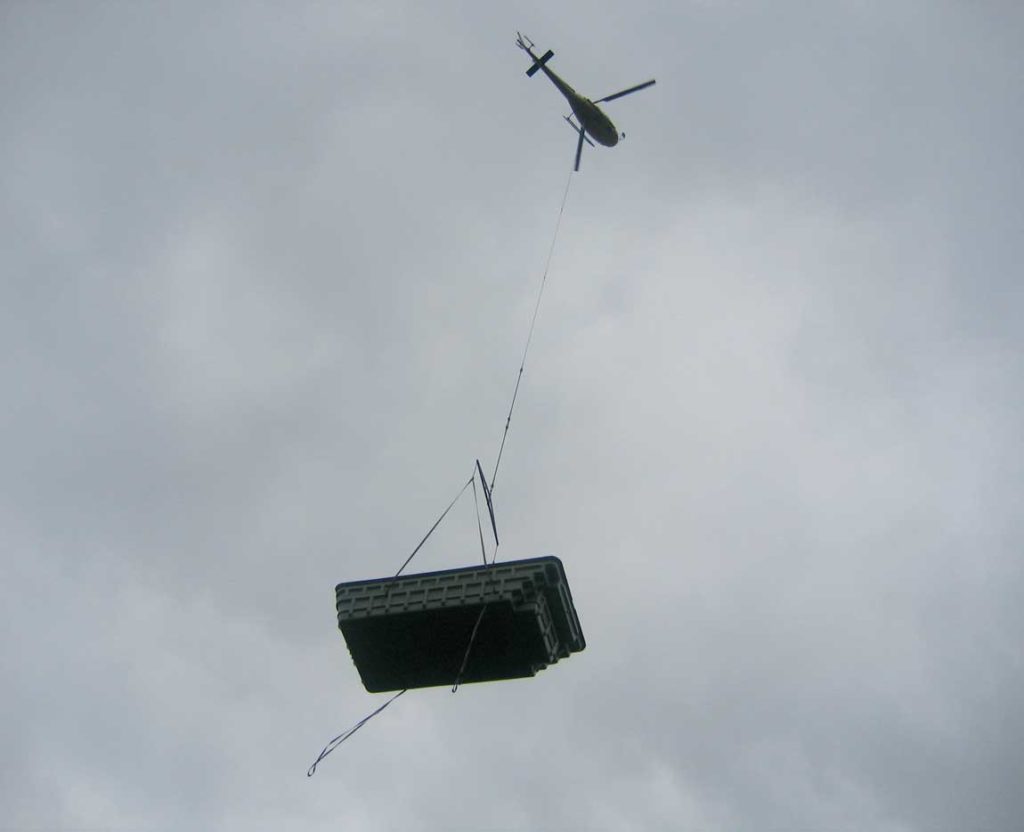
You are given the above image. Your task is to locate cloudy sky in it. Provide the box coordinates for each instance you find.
[3,1,1022,829]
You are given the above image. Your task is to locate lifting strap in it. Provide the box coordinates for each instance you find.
[307,689,406,777]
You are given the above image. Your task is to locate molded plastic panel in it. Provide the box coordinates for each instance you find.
[335,556,585,692]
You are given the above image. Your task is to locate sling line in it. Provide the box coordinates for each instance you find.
[390,474,475,582]
[455,171,575,688]
[454,474,501,692]
[490,170,574,493]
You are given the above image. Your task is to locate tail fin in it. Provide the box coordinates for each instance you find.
[515,32,535,51]
[526,49,554,77]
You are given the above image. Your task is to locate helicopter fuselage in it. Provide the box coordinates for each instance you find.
[535,64,619,147]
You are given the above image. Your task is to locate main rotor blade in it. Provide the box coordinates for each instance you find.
[594,79,656,104]
[574,124,585,172]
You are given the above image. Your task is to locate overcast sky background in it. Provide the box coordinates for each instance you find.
[3,1,1022,829]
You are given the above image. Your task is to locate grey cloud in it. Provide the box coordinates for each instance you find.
[3,1,1021,829]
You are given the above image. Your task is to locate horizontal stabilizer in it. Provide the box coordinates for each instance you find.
[526,49,554,77]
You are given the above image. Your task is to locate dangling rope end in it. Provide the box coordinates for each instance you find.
[307,689,407,776]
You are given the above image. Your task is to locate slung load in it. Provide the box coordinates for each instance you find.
[336,556,585,692]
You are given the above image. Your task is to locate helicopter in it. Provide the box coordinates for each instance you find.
[516,32,655,171]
